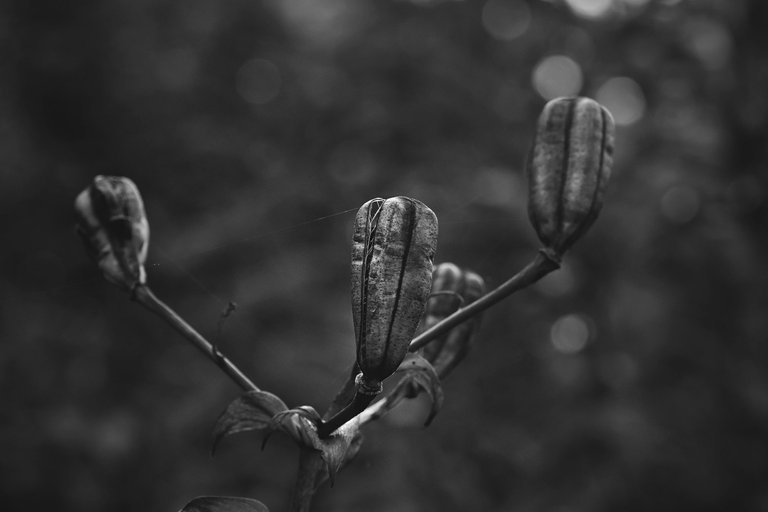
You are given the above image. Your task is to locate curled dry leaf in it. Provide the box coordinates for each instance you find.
[365,352,444,426]
[269,407,360,486]
[214,396,361,486]
[267,406,323,450]
[211,390,288,454]
[179,496,269,512]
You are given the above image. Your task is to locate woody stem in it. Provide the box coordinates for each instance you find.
[318,250,560,438]
[316,385,377,438]
[132,284,260,392]
[352,251,560,428]
[290,447,325,512]
[409,249,560,352]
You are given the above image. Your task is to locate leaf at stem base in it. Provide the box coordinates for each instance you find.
[211,390,288,454]
[377,353,445,426]
[269,407,360,486]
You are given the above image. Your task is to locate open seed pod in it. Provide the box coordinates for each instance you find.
[74,175,149,290]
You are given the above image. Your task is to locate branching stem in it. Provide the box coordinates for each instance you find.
[132,284,259,392]
[409,249,560,352]
[317,249,560,439]
[316,384,377,438]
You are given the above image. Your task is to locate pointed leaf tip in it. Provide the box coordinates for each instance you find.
[269,406,322,448]
[320,422,361,487]
[212,390,288,454]
[268,407,361,486]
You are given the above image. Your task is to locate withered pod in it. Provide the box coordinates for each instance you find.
[351,197,438,385]
[527,97,615,255]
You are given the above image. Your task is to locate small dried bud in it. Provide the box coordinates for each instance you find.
[351,197,438,385]
[527,97,615,256]
[74,175,149,290]
[421,263,485,379]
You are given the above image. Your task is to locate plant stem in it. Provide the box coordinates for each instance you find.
[317,384,377,438]
[356,394,395,426]
[132,284,259,392]
[322,364,360,421]
[317,250,560,438]
[409,249,560,352]
[290,447,325,512]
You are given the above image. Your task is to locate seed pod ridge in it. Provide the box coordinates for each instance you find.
[351,196,438,384]
[527,97,615,255]
[421,264,485,378]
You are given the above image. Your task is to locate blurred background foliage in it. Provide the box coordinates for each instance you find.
[2,0,768,510]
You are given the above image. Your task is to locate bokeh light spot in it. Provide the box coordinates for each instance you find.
[532,55,583,100]
[596,76,646,126]
[682,18,731,70]
[660,185,700,224]
[551,314,591,354]
[481,0,531,41]
[236,59,281,105]
[274,0,372,49]
[564,0,613,19]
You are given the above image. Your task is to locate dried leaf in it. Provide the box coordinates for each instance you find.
[392,352,444,425]
[212,390,288,454]
[268,406,322,449]
[269,408,360,486]
[317,421,359,486]
[179,496,269,512]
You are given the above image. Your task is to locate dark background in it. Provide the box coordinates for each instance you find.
[2,0,768,511]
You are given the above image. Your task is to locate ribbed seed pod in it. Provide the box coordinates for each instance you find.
[421,264,485,379]
[351,197,438,385]
[527,97,615,256]
[419,263,463,351]
[74,175,149,290]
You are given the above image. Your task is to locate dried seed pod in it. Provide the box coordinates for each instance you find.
[421,264,485,379]
[418,262,464,356]
[527,97,615,256]
[74,175,149,290]
[423,263,464,326]
[351,197,438,385]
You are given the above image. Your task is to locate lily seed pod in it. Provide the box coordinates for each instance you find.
[527,96,615,256]
[74,175,149,290]
[421,263,485,379]
[351,197,438,386]
[422,263,464,329]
